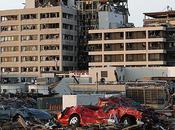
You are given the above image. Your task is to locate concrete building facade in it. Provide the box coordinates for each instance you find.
[0,0,78,82]
[88,26,175,68]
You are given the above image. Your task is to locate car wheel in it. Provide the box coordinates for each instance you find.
[121,116,136,128]
[69,114,80,127]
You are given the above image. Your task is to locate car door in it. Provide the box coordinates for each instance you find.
[0,105,11,121]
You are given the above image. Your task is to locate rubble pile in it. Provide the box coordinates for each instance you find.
[0,95,175,130]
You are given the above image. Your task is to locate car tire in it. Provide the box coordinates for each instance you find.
[121,116,136,128]
[69,114,80,127]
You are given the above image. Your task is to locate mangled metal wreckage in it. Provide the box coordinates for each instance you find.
[57,96,167,129]
[0,97,55,129]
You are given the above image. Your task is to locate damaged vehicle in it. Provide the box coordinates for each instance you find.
[0,98,52,126]
[57,96,162,128]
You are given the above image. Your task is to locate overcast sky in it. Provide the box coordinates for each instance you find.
[0,0,175,26]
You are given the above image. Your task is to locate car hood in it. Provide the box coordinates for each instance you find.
[27,108,52,120]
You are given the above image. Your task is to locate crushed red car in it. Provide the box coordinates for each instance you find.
[57,96,160,128]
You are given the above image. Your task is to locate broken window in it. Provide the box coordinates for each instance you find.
[1,15,18,21]
[89,33,102,41]
[126,42,146,50]
[1,46,19,52]
[21,45,38,51]
[148,42,164,50]
[104,43,124,51]
[40,66,59,72]
[1,25,18,32]
[63,23,73,30]
[1,57,19,62]
[1,67,19,72]
[148,30,164,38]
[40,34,59,40]
[21,24,37,30]
[40,12,59,19]
[35,0,60,8]
[89,44,102,51]
[21,35,38,41]
[62,13,74,20]
[40,55,59,61]
[0,36,19,42]
[21,67,38,72]
[104,32,124,40]
[21,14,37,20]
[40,23,59,29]
[21,56,38,62]
[62,34,74,40]
[126,31,146,39]
[40,45,59,51]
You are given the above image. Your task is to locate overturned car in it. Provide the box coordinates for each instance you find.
[57,96,162,128]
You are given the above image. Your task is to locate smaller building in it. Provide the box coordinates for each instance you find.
[88,26,175,68]
[144,10,175,27]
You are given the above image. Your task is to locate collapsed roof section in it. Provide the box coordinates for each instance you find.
[25,0,75,8]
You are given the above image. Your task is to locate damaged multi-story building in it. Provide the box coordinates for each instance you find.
[76,0,129,69]
[0,0,78,82]
[88,10,175,68]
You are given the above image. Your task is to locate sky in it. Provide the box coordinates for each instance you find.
[0,0,175,27]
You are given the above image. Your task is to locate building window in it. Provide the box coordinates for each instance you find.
[1,46,19,52]
[63,23,73,30]
[62,34,73,40]
[148,42,164,50]
[63,55,73,61]
[89,44,102,51]
[21,56,38,62]
[21,67,38,72]
[21,24,37,31]
[21,46,38,51]
[62,13,74,20]
[21,14,37,20]
[40,55,59,61]
[1,67,19,72]
[0,36,19,42]
[101,71,108,78]
[90,55,102,62]
[40,45,59,51]
[1,57,19,62]
[126,31,146,39]
[148,54,164,61]
[40,23,59,29]
[148,30,164,38]
[126,42,146,50]
[40,34,59,40]
[104,43,124,51]
[63,45,73,51]
[40,12,59,19]
[21,35,38,41]
[40,66,59,72]
[89,33,102,41]
[104,55,124,62]
[126,54,146,61]
[1,25,18,32]
[1,15,18,21]
[104,32,124,40]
